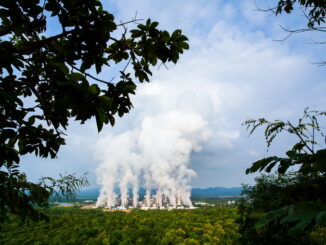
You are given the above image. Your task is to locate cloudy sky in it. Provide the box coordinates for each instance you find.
[21,0,326,188]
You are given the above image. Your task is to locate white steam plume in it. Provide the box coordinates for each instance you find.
[95,110,210,207]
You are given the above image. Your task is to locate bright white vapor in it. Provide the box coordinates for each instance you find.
[95,111,210,207]
[21,0,326,188]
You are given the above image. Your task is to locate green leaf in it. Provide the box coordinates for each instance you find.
[18,137,26,154]
[151,57,158,66]
[150,21,159,29]
[69,72,85,82]
[176,35,188,42]
[51,61,69,74]
[28,116,35,125]
[316,211,326,225]
[138,24,147,30]
[109,115,115,126]
[278,158,292,174]
[99,95,112,106]
[161,31,170,42]
[280,212,317,224]
[287,220,311,237]
[131,29,143,38]
[125,82,136,94]
[292,143,305,151]
[178,41,189,50]
[95,107,107,132]
[255,207,288,229]
[88,84,100,95]
[315,149,326,172]
[246,156,280,174]
[172,29,182,37]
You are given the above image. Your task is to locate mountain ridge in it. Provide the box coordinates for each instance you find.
[76,187,242,199]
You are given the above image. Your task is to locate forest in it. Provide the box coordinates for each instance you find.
[0,206,240,245]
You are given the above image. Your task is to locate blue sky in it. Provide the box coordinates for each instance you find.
[21,0,326,189]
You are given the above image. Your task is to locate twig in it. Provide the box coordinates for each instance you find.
[122,58,132,74]
[273,29,294,41]
[116,18,144,27]
[253,0,277,14]
[287,121,314,154]
[158,62,169,70]
[67,63,114,85]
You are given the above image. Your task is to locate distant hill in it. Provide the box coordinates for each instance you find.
[191,187,242,197]
[76,187,242,200]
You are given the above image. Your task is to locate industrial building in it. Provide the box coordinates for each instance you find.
[96,191,196,210]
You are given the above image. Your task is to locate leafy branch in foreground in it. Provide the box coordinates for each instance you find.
[256,0,326,31]
[243,108,326,175]
[275,0,326,29]
[0,172,88,222]
[39,173,89,202]
[255,0,326,64]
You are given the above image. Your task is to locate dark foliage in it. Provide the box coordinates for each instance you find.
[0,0,188,221]
[276,0,326,28]
[237,173,325,245]
[243,109,326,175]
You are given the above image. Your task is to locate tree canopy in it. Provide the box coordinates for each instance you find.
[0,206,240,245]
[0,0,189,220]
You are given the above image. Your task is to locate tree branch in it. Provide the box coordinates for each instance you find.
[287,121,314,154]
[67,63,114,85]
[14,30,75,52]
[116,18,143,27]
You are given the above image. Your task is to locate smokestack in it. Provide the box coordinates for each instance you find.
[146,188,151,207]
[132,184,138,208]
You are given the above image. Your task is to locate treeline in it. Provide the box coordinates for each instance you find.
[0,207,240,245]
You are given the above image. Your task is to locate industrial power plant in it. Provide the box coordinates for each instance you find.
[94,111,209,212]
[96,189,197,210]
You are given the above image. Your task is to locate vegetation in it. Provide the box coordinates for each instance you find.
[237,173,325,245]
[244,108,326,175]
[238,109,326,244]
[0,206,240,245]
[261,0,326,29]
[0,0,188,221]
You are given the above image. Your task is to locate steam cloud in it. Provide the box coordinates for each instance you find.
[94,110,210,208]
